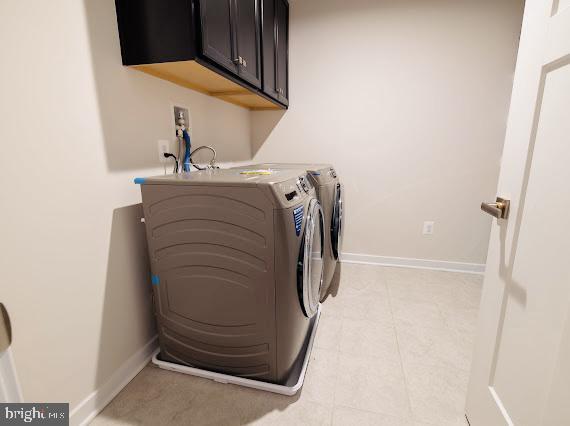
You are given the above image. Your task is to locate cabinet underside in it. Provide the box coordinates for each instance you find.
[133,61,281,111]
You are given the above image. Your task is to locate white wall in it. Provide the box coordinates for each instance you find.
[251,0,524,264]
[0,0,250,418]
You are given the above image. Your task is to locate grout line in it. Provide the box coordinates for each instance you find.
[334,404,413,422]
[320,300,344,425]
[385,277,415,421]
[331,313,342,416]
[329,315,341,426]
[384,269,478,424]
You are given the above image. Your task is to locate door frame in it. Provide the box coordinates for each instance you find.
[0,347,23,403]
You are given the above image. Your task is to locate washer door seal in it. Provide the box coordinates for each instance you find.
[331,183,343,260]
[297,199,324,318]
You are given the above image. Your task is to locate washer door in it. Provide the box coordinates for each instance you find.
[297,199,324,318]
[331,183,344,260]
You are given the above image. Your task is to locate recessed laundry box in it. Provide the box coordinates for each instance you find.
[136,169,324,384]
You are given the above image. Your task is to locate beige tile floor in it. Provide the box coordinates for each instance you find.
[91,263,482,426]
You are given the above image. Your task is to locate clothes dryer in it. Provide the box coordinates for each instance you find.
[232,163,343,300]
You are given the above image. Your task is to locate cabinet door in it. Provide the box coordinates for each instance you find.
[275,0,288,105]
[233,0,262,88]
[261,0,278,98]
[200,0,238,73]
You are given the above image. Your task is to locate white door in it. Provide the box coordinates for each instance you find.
[465,0,570,424]
[0,303,22,403]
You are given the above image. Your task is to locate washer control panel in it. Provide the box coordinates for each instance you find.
[276,174,315,207]
[279,180,300,203]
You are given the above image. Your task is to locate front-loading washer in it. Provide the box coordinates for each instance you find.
[136,168,324,384]
[232,163,343,300]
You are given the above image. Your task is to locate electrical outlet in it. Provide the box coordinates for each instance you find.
[157,140,170,163]
[422,221,435,235]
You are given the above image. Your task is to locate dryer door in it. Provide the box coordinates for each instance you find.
[331,183,344,260]
[297,199,324,318]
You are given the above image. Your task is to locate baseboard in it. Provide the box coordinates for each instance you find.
[70,336,159,426]
[341,252,485,274]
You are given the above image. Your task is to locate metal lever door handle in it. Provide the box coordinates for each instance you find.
[481,197,510,219]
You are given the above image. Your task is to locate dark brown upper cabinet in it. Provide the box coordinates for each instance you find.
[233,0,262,88]
[115,0,285,110]
[261,0,289,106]
[200,0,238,74]
[200,0,261,88]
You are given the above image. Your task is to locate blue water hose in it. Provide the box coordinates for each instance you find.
[182,129,191,172]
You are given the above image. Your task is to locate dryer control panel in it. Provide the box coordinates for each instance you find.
[306,167,338,186]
